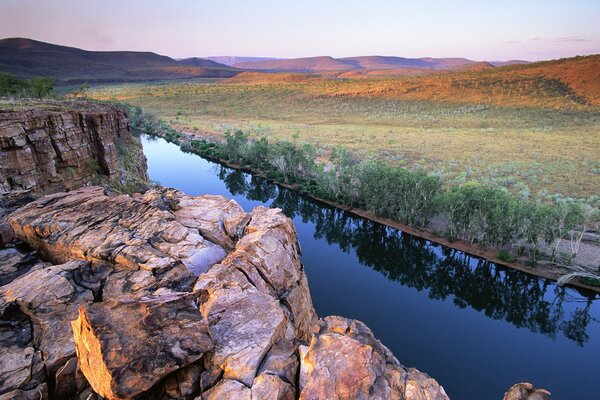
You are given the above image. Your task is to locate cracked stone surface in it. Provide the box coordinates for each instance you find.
[1,187,460,399]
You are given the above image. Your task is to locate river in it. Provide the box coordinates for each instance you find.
[141,134,599,400]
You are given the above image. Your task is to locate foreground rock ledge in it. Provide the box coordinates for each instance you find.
[2,186,449,399]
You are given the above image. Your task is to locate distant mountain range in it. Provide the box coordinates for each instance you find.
[0,38,534,84]
[230,55,529,72]
[176,57,233,69]
[206,56,281,67]
[0,38,238,84]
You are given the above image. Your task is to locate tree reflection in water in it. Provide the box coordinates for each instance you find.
[216,165,598,346]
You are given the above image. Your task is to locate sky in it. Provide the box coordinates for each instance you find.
[1,0,599,61]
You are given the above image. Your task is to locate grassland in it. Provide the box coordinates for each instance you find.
[87,55,600,200]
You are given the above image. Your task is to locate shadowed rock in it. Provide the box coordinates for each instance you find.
[0,259,105,397]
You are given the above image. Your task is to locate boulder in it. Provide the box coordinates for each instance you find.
[71,294,212,399]
[298,316,449,400]
[503,383,552,400]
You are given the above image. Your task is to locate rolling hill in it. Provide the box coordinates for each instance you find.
[0,38,239,84]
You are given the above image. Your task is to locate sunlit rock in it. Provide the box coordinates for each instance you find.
[298,316,450,400]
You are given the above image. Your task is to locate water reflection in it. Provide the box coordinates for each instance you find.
[215,165,598,346]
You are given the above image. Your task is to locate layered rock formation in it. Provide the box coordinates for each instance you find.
[1,186,450,399]
[0,100,148,200]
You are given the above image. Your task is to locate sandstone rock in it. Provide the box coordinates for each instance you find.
[298,316,449,400]
[202,286,287,386]
[201,379,251,400]
[176,195,249,249]
[193,206,317,389]
[72,294,212,399]
[0,301,38,395]
[251,373,295,400]
[164,363,202,398]
[503,382,552,400]
[0,383,48,400]
[256,340,298,386]
[8,187,225,287]
[0,100,148,196]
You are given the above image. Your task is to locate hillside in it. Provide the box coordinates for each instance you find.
[0,38,239,83]
[308,54,600,107]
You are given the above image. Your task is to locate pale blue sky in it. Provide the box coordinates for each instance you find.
[1,0,599,61]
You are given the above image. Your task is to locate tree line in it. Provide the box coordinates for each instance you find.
[0,73,55,98]
[125,105,600,275]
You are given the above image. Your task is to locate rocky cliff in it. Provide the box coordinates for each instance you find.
[0,99,148,203]
[0,187,450,400]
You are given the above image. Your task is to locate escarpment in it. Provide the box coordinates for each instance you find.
[0,100,148,211]
[1,187,450,400]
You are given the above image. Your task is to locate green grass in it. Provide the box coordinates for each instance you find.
[88,78,600,199]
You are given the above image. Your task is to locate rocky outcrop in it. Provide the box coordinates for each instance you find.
[503,383,551,400]
[0,100,148,201]
[1,186,450,399]
[298,316,449,400]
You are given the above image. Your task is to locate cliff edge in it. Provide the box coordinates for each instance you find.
[0,99,148,215]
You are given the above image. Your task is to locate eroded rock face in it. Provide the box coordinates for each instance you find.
[299,316,450,400]
[1,187,451,400]
[0,100,148,196]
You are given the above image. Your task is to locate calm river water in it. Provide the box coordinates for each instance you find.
[141,134,598,400]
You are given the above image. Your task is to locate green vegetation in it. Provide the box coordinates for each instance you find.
[0,73,55,98]
[127,104,599,265]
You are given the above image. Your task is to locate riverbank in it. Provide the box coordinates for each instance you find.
[147,128,600,294]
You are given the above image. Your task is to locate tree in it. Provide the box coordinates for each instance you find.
[0,73,28,96]
[28,77,55,98]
